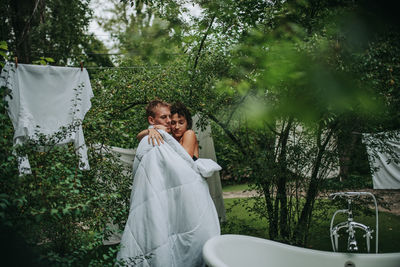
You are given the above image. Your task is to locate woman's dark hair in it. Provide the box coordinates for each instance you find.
[170,102,192,129]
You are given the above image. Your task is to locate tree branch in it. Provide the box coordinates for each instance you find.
[225,89,252,126]
[121,101,148,112]
[18,0,41,46]
[207,113,247,156]
[193,15,216,71]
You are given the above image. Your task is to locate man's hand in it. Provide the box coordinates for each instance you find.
[148,128,164,146]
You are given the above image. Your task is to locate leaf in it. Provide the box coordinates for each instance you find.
[0,41,7,50]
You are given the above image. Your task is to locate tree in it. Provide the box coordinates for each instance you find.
[96,0,188,64]
[0,0,112,66]
[191,0,400,245]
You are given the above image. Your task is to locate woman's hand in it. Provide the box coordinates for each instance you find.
[148,128,164,146]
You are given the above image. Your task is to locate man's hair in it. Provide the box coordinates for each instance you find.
[170,102,192,129]
[146,99,170,118]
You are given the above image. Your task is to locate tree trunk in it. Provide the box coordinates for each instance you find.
[276,117,293,240]
[337,130,358,181]
[293,124,336,245]
[9,0,37,63]
[262,182,278,240]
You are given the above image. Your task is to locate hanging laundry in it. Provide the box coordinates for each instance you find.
[0,62,94,174]
[363,131,400,189]
[192,114,226,222]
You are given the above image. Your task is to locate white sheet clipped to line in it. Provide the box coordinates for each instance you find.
[192,115,226,221]
[363,131,400,189]
[0,62,94,174]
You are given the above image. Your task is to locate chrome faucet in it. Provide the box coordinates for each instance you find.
[329,192,379,253]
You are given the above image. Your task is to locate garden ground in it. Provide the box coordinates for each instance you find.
[223,186,400,216]
[221,184,400,253]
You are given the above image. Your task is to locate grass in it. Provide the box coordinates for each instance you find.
[221,183,250,192]
[221,198,269,239]
[222,198,400,253]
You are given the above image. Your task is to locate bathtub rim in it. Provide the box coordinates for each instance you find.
[203,234,400,267]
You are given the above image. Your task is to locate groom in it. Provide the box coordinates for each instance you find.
[146,99,171,132]
[137,99,171,146]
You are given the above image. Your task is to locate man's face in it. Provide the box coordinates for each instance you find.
[148,105,171,132]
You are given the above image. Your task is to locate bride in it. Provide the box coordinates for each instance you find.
[137,101,199,161]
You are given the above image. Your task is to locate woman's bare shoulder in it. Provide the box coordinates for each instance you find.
[182,130,197,141]
[183,129,196,137]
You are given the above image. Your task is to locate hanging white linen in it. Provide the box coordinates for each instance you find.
[0,63,93,173]
[363,132,400,189]
[117,130,221,267]
[192,115,226,221]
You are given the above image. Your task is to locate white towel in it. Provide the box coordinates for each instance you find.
[0,63,94,173]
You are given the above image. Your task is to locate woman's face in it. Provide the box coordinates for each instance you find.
[171,113,188,139]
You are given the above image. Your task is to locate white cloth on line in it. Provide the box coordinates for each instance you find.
[93,144,137,169]
[116,130,221,267]
[0,63,93,173]
[192,115,226,221]
[363,131,400,189]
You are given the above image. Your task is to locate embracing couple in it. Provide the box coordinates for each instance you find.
[137,100,199,161]
[117,99,221,267]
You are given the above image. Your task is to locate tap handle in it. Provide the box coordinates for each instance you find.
[330,192,363,200]
[365,231,371,253]
[363,230,374,253]
[334,232,339,252]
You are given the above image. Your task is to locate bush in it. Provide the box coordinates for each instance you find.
[0,98,132,265]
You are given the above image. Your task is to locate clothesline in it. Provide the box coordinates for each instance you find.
[24,50,187,56]
[84,65,163,69]
[8,59,166,70]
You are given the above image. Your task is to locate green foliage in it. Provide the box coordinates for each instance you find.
[0,56,131,264]
[0,0,111,66]
[32,57,55,65]
[93,0,397,247]
[211,0,400,246]
[0,121,132,265]
[221,198,269,238]
[86,56,194,148]
[1,0,400,262]
[97,0,187,64]
[0,40,8,67]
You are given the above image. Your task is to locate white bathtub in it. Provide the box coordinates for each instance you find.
[203,235,400,267]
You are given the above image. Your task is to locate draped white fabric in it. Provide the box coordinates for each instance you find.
[117,130,220,267]
[0,63,93,173]
[108,146,137,168]
[192,115,226,221]
[363,132,400,189]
